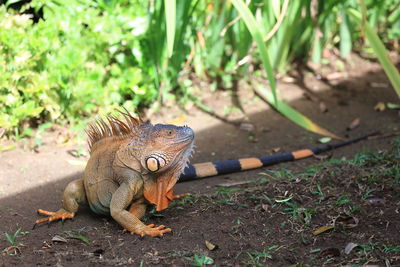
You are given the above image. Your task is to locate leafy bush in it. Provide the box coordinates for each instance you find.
[0,0,398,136]
[0,1,157,134]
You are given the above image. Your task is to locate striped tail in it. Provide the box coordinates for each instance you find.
[179,132,378,182]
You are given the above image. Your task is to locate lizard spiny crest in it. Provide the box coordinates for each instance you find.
[86,109,143,152]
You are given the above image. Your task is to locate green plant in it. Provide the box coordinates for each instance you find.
[4,228,24,247]
[1,0,398,137]
[64,227,90,244]
[336,194,351,206]
[215,187,240,198]
[3,228,28,256]
[185,254,214,267]
[242,246,278,266]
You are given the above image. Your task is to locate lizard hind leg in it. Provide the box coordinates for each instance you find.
[34,178,87,228]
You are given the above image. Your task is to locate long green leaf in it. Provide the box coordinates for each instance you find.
[231,0,277,104]
[164,0,176,58]
[254,83,343,140]
[232,0,342,139]
[339,9,352,58]
[347,9,400,97]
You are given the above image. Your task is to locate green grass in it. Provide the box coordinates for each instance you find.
[3,227,29,256]
[184,254,214,266]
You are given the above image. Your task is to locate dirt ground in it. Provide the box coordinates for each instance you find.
[1,54,399,266]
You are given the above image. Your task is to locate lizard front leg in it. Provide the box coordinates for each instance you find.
[110,182,171,237]
[34,178,87,228]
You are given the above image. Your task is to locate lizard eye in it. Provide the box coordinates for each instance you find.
[166,130,174,136]
[146,155,166,172]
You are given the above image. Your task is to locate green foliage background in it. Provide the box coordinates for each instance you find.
[0,0,398,136]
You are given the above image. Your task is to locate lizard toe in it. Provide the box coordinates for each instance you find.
[34,209,75,227]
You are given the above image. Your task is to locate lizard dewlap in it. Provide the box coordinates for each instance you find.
[34,109,194,237]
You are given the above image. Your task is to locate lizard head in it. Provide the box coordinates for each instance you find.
[141,124,195,175]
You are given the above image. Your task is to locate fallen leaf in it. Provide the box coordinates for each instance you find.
[344,242,358,255]
[240,123,255,133]
[216,181,250,187]
[42,241,52,249]
[347,118,360,131]
[52,235,67,243]
[374,102,385,111]
[56,133,71,145]
[326,72,345,80]
[334,215,359,229]
[319,102,328,113]
[272,147,281,153]
[387,102,400,110]
[320,247,340,257]
[166,114,187,126]
[313,225,334,235]
[319,137,332,144]
[67,159,87,166]
[281,76,296,83]
[0,144,16,152]
[205,240,217,251]
[261,204,269,212]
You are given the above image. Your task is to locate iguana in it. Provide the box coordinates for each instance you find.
[34,110,195,237]
[35,109,375,237]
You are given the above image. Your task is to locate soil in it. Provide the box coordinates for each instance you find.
[1,54,399,266]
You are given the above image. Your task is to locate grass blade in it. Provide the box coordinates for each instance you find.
[164,0,176,58]
[348,9,400,97]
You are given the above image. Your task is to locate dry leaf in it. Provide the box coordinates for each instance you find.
[272,147,281,153]
[319,102,328,113]
[344,242,358,255]
[347,118,360,131]
[374,102,385,112]
[240,123,255,133]
[261,204,269,212]
[281,76,296,83]
[52,235,68,243]
[326,72,345,80]
[166,114,187,126]
[334,215,359,229]
[205,240,217,251]
[313,225,334,235]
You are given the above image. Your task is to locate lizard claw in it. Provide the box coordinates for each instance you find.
[33,209,75,229]
[123,224,172,237]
